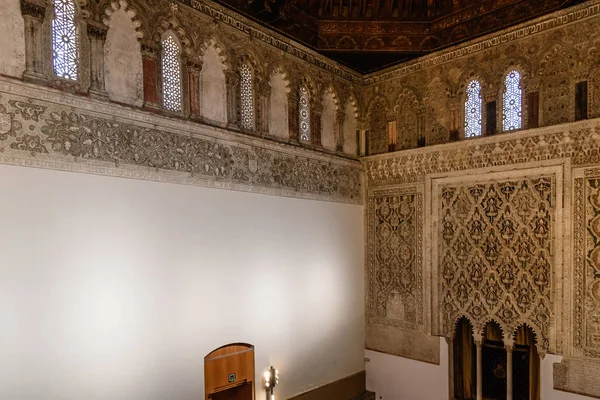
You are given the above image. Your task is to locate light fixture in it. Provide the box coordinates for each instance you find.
[264,366,279,400]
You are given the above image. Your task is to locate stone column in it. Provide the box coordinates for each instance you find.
[20,0,47,84]
[335,111,345,153]
[311,103,322,147]
[287,90,299,143]
[257,82,271,136]
[357,119,368,156]
[187,60,202,120]
[87,21,109,100]
[141,43,160,112]
[475,337,483,400]
[225,70,240,130]
[447,337,455,400]
[449,103,460,141]
[505,342,514,400]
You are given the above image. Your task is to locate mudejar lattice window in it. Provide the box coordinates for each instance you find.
[464,80,482,138]
[161,34,182,113]
[240,63,254,130]
[503,70,522,131]
[51,0,79,80]
[299,86,311,142]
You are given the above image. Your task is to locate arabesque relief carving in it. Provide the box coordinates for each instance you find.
[439,177,553,351]
[0,78,362,204]
[368,186,423,331]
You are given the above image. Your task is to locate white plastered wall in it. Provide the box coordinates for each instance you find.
[321,91,337,152]
[200,44,227,125]
[342,101,357,156]
[0,0,26,78]
[269,71,289,140]
[104,6,143,107]
[0,164,365,400]
[366,347,590,400]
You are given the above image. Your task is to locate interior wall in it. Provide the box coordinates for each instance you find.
[321,91,337,152]
[0,0,25,78]
[200,44,227,125]
[0,164,365,400]
[342,101,357,156]
[104,7,143,107]
[269,71,289,140]
[365,349,589,400]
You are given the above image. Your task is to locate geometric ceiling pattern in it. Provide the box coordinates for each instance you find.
[211,0,585,72]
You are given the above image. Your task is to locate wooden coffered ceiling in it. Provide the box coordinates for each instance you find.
[212,0,586,73]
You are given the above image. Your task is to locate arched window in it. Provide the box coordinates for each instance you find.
[503,70,522,131]
[464,80,482,138]
[52,0,79,80]
[161,33,182,113]
[299,86,311,142]
[240,63,254,130]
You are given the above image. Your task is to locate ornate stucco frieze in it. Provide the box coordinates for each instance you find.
[0,77,362,204]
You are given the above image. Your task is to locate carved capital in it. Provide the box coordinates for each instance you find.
[20,0,46,20]
[87,20,108,41]
[225,71,240,87]
[141,43,159,59]
[186,60,203,75]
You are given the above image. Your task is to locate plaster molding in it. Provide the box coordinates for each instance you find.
[0,76,362,204]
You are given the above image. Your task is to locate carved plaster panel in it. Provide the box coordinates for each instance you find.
[367,185,423,331]
[0,77,362,204]
[364,118,600,188]
[433,172,557,352]
[573,166,600,358]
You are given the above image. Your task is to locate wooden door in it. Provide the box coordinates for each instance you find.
[211,383,253,400]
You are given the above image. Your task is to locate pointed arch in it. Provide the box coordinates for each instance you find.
[502,70,523,132]
[342,95,358,156]
[453,316,476,400]
[161,30,182,112]
[239,62,254,130]
[512,323,541,400]
[51,0,80,80]
[298,84,311,142]
[539,44,577,126]
[464,79,482,138]
[481,319,505,341]
[0,0,25,78]
[366,95,390,155]
[321,86,339,152]
[268,66,290,140]
[393,88,420,150]
[103,0,143,106]
[102,0,144,39]
[199,38,228,125]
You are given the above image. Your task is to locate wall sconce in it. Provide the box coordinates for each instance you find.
[263,366,279,400]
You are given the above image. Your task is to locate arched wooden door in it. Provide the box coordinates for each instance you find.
[204,343,255,400]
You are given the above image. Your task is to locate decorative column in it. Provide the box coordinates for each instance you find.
[505,340,514,400]
[357,119,369,157]
[446,337,455,400]
[449,102,460,142]
[287,90,299,143]
[141,43,160,112]
[475,335,483,400]
[87,21,109,100]
[311,102,323,147]
[20,0,47,85]
[187,60,202,120]
[225,70,240,130]
[335,111,345,153]
[257,81,271,136]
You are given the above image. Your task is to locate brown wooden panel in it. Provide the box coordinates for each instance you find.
[205,344,255,400]
[211,382,253,400]
[288,371,366,400]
